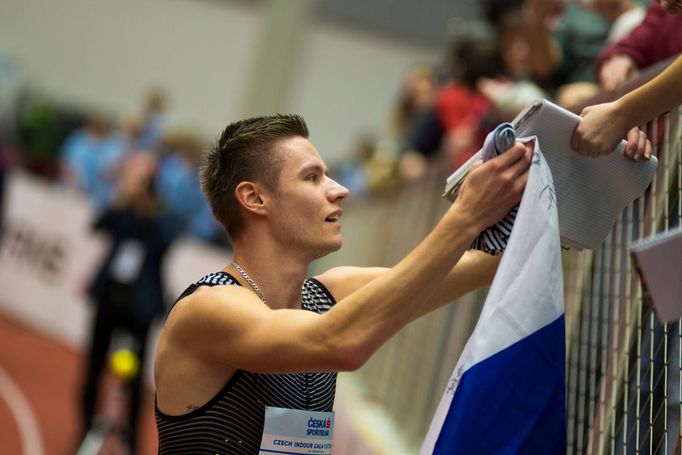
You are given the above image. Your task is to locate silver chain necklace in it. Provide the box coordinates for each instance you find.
[231,261,267,304]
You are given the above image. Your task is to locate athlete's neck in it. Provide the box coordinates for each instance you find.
[227,245,309,311]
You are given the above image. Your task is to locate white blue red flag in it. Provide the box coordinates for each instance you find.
[421,135,566,454]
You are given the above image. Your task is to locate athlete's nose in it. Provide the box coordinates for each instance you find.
[326,177,349,202]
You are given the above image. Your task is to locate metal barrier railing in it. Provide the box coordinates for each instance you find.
[565,106,681,455]
[312,59,681,454]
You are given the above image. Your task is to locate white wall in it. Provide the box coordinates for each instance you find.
[0,0,261,136]
[0,0,440,167]
[291,22,439,163]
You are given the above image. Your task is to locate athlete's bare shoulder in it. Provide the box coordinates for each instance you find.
[166,283,264,331]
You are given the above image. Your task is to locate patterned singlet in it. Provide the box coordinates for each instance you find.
[155,271,337,454]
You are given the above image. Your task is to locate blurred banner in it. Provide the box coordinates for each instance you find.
[0,171,104,349]
[0,171,230,352]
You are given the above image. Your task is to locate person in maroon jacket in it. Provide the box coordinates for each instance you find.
[571,0,681,158]
[595,0,682,92]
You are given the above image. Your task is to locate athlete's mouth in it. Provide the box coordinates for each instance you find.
[325,210,342,222]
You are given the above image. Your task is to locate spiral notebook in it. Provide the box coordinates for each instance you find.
[443,99,659,250]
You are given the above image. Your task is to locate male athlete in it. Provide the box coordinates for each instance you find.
[154,114,532,453]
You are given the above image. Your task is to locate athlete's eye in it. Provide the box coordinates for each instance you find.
[305,174,319,183]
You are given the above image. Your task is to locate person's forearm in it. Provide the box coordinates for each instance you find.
[618,56,682,127]
[434,251,497,305]
[402,250,499,324]
[322,205,481,365]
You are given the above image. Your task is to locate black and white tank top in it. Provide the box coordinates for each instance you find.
[155,271,337,454]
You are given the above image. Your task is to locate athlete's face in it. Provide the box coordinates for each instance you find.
[267,136,349,258]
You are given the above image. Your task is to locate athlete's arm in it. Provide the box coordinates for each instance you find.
[315,249,499,320]
[163,143,531,375]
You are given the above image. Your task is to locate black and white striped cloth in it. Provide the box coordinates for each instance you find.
[470,123,519,255]
[155,272,337,454]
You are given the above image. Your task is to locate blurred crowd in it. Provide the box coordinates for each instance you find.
[1,0,680,226]
[332,0,682,194]
[0,87,227,246]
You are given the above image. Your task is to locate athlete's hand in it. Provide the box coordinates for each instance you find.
[452,141,533,232]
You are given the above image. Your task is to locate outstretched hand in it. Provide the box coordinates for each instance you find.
[571,102,652,161]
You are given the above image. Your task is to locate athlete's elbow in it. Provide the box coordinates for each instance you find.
[339,350,367,372]
[319,320,375,371]
[333,340,373,372]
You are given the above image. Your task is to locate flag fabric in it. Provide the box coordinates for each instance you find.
[421,134,566,455]
[469,122,518,255]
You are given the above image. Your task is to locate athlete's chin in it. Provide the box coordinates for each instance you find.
[329,237,343,252]
[326,237,343,253]
[313,237,343,259]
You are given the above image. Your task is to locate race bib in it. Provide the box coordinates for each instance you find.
[259,407,334,455]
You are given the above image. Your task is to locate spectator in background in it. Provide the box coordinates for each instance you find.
[524,0,610,110]
[333,133,397,198]
[524,0,610,86]
[396,37,502,181]
[137,87,168,151]
[391,65,441,182]
[390,65,438,142]
[58,114,112,209]
[80,152,175,454]
[478,11,547,123]
[156,131,226,245]
[91,114,149,209]
[553,0,647,112]
[103,113,143,161]
[61,112,149,213]
[332,134,375,199]
[591,0,646,43]
[436,37,501,171]
[595,0,682,92]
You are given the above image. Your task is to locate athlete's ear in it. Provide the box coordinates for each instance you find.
[235,182,268,216]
